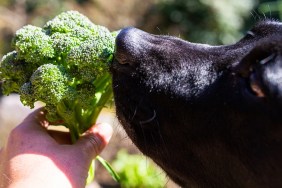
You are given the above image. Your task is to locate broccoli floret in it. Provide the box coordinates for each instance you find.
[0,51,33,94]
[12,25,55,64]
[51,32,81,62]
[20,64,71,108]
[0,10,116,142]
[43,10,95,35]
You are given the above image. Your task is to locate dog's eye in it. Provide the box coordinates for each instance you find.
[246,31,255,38]
[247,54,275,98]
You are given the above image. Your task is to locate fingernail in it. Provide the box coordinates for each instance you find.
[91,123,113,143]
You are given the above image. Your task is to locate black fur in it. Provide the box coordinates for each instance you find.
[110,20,282,187]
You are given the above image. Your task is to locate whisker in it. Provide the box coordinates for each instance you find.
[130,97,144,122]
[268,4,272,18]
[156,120,170,161]
[130,106,138,121]
[139,110,156,125]
[140,122,148,153]
[120,135,129,141]
[260,53,275,65]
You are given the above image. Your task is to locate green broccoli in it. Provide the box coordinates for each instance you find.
[0,10,119,182]
[0,10,115,140]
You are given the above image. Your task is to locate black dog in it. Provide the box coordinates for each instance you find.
[111,20,282,187]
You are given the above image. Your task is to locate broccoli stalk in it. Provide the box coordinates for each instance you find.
[0,10,119,183]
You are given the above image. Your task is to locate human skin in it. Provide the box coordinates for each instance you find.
[0,109,113,188]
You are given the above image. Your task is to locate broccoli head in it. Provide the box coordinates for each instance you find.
[0,10,117,141]
[0,51,31,94]
[12,25,55,64]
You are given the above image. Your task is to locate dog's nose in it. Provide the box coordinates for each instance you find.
[115,27,147,65]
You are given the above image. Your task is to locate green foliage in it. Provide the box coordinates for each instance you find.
[257,0,282,20]
[0,10,116,141]
[112,150,166,188]
[141,0,256,44]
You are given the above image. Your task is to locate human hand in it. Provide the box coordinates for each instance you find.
[0,108,113,188]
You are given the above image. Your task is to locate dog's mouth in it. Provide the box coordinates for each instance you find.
[110,27,226,157]
[110,28,153,139]
[111,28,183,153]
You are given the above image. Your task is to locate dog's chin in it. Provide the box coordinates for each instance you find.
[111,60,159,149]
[112,57,203,186]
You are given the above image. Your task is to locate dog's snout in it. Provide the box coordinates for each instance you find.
[115,27,147,65]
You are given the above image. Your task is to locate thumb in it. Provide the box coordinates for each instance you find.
[75,123,113,159]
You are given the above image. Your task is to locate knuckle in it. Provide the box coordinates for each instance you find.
[82,135,103,156]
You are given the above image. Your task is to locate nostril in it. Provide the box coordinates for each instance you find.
[115,53,128,65]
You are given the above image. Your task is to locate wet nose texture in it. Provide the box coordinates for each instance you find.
[115,27,147,65]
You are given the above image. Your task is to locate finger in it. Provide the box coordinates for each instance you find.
[12,108,57,143]
[22,108,64,129]
[74,123,113,159]
[20,107,49,130]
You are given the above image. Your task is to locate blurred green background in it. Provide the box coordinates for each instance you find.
[0,0,282,59]
[0,0,281,187]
